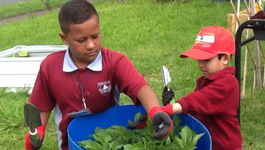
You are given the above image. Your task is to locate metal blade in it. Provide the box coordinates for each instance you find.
[161,65,171,87]
[24,103,41,133]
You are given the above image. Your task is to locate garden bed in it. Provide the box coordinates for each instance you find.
[0,45,67,93]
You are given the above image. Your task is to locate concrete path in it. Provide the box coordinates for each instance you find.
[0,0,29,5]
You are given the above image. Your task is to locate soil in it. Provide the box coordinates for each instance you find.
[0,0,107,25]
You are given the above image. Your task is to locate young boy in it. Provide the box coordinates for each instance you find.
[24,0,172,149]
[162,25,243,150]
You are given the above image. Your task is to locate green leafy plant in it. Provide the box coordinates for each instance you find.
[11,50,31,57]
[78,112,204,150]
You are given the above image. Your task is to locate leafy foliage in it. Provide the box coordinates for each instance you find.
[78,113,204,150]
[11,50,31,57]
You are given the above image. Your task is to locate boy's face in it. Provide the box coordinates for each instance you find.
[59,16,101,68]
[197,54,229,78]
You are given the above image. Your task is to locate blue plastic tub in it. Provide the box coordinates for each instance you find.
[67,105,212,150]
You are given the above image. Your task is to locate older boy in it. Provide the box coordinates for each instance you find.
[162,25,243,150]
[24,0,172,149]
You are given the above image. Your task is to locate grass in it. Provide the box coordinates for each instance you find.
[0,0,69,20]
[0,0,264,149]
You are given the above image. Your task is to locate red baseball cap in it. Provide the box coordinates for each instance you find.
[180,25,235,60]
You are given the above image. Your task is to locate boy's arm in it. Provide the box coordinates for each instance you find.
[136,85,173,140]
[171,103,183,114]
[162,75,238,115]
[177,76,239,115]
[39,111,51,126]
[136,85,160,112]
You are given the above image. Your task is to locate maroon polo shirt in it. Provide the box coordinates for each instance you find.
[29,47,148,150]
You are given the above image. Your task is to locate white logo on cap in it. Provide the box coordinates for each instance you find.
[195,35,215,43]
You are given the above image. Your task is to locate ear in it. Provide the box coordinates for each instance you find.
[59,32,69,45]
[223,54,231,65]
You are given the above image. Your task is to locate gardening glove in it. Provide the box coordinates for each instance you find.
[127,103,174,130]
[149,106,173,140]
[25,124,45,150]
[161,104,173,116]
[127,90,175,130]
[162,86,175,106]
[127,112,148,129]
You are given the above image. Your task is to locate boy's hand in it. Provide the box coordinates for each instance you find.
[127,104,174,130]
[25,124,45,150]
[162,86,175,106]
[127,112,148,129]
[149,106,173,140]
[127,91,175,130]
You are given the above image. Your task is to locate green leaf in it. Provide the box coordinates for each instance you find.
[172,115,181,127]
[128,111,142,123]
[179,125,193,146]
[11,54,19,57]
[129,142,146,150]
[128,134,144,143]
[18,50,30,57]
[78,139,102,150]
[165,135,172,144]
[93,127,112,144]
[164,142,181,150]
[106,126,124,139]
[174,136,184,148]
[134,112,142,121]
[192,133,205,145]
[116,136,127,144]
[94,127,104,134]
[108,141,123,150]
[123,144,133,150]
[146,117,154,135]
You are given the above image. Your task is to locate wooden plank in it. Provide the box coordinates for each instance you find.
[227,13,249,33]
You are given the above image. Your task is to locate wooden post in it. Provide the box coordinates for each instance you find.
[242,34,249,98]
[250,0,263,89]
[241,0,251,98]
[263,62,265,88]
[236,0,240,30]
[258,41,265,88]
[231,0,257,96]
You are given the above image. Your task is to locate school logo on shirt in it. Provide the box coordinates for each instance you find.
[98,81,111,96]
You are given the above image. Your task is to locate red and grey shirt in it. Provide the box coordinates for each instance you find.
[178,67,243,150]
[29,47,148,150]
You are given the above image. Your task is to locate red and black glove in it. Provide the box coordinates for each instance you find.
[162,86,175,106]
[127,105,174,139]
[25,124,45,150]
[127,112,148,129]
[148,106,173,140]
[127,86,174,131]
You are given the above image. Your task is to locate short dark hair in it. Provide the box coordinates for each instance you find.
[58,0,99,34]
